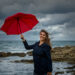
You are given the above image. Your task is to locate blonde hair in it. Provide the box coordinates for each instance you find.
[40,29,52,50]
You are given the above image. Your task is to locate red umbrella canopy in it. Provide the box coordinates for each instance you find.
[0,12,39,35]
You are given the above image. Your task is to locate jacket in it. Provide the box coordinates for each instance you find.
[23,40,53,74]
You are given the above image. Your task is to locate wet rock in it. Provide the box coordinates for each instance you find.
[66,70,75,73]
[0,45,75,62]
[7,52,12,56]
[64,65,75,69]
[55,71,64,75]
[72,71,75,75]
[11,53,26,57]
[26,51,33,56]
[11,59,33,63]
[0,52,8,57]
[0,52,26,57]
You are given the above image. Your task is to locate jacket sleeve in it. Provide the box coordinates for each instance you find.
[23,40,36,50]
[44,45,53,72]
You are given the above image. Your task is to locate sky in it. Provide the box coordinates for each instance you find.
[0,0,75,41]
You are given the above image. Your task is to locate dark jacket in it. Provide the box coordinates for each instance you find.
[23,40,53,74]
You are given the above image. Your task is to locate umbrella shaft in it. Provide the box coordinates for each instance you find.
[17,18,22,34]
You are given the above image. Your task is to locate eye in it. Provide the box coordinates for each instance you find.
[43,35,46,37]
[40,33,42,35]
[40,32,46,37]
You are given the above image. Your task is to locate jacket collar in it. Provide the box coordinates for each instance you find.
[37,41,46,47]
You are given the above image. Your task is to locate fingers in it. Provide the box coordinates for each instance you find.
[20,34,22,36]
[20,34,24,39]
[20,34,24,38]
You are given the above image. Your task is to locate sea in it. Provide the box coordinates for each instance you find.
[0,40,75,53]
[0,40,75,75]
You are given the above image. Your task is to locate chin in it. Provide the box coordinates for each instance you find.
[40,39,44,41]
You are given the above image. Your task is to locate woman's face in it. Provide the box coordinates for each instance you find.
[40,32,46,41]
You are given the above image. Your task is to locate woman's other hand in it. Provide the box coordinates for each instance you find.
[47,72,52,75]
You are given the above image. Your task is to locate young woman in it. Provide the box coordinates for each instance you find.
[20,29,53,75]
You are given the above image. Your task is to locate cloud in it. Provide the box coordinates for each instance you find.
[0,0,75,19]
[38,12,75,26]
[0,0,75,41]
[34,0,75,14]
[38,16,51,23]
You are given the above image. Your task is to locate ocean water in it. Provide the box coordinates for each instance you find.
[0,56,75,75]
[0,40,75,53]
[0,40,75,75]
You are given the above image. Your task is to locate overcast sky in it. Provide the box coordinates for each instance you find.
[0,0,75,41]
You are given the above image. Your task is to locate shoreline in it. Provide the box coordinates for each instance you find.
[0,45,75,63]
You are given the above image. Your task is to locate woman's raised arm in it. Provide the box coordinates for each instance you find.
[22,40,36,50]
[20,34,36,50]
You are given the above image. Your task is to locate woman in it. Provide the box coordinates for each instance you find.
[20,29,53,75]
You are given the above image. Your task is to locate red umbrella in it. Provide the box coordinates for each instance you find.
[0,12,39,35]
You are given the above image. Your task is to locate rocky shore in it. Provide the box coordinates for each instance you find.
[0,45,75,63]
[0,52,26,57]
[52,45,75,62]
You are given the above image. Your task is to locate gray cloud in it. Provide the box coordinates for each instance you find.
[0,0,75,41]
[38,12,75,26]
[0,0,75,19]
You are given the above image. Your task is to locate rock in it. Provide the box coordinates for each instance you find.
[55,71,64,75]
[66,70,75,73]
[0,52,26,57]
[0,52,8,57]
[26,51,33,56]
[52,46,75,62]
[21,59,33,63]
[7,52,12,56]
[64,65,75,69]
[65,45,71,49]
[11,59,33,63]
[0,45,75,62]
[11,53,26,57]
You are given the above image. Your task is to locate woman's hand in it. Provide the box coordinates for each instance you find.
[20,34,25,41]
[47,72,52,75]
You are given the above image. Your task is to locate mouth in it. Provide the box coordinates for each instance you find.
[40,37,44,39]
[40,36,43,38]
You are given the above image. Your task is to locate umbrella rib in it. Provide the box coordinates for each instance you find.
[17,19,19,34]
[17,18,22,34]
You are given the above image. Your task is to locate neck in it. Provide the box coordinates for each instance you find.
[39,40,45,44]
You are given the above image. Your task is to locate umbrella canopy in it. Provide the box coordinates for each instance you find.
[0,12,39,35]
